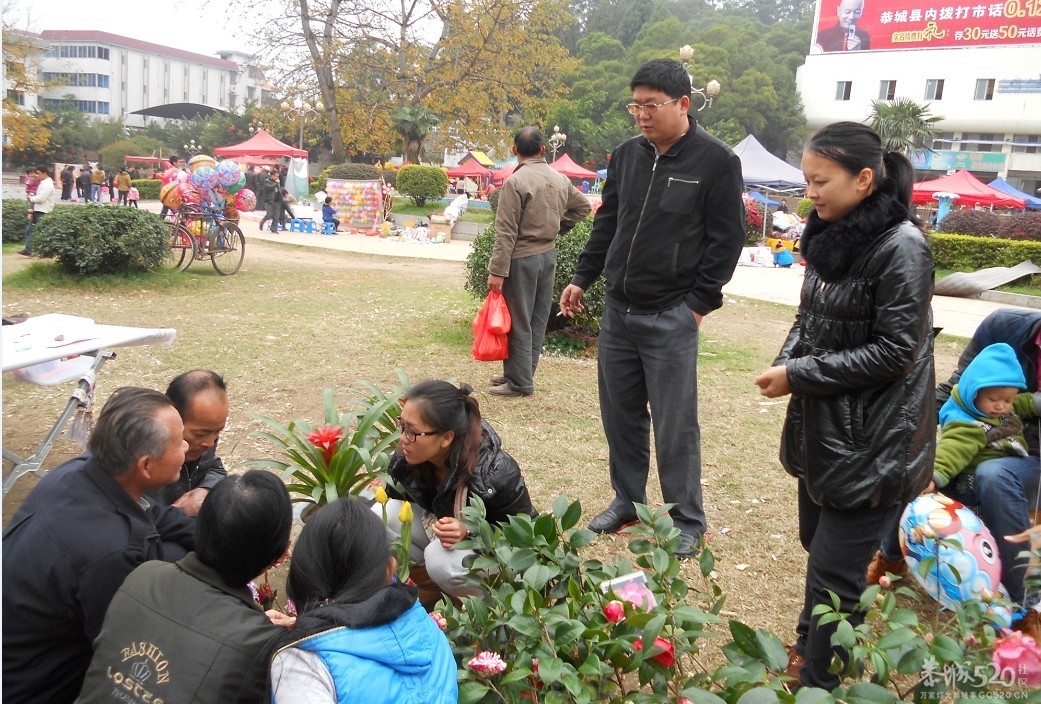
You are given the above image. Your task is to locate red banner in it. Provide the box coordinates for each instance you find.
[813,0,1041,52]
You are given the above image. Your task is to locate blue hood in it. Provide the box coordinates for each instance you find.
[940,342,1025,425]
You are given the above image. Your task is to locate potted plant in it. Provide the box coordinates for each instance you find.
[245,373,407,515]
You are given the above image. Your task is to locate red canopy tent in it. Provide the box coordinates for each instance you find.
[446,161,492,178]
[213,129,307,159]
[492,163,517,183]
[550,153,598,180]
[912,169,1026,209]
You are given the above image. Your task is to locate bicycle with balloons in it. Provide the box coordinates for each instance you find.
[160,155,255,275]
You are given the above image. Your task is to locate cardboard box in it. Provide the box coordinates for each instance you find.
[429,222,452,242]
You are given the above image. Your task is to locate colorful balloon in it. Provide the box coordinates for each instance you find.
[225,172,246,195]
[234,189,256,212]
[159,182,182,208]
[191,165,219,191]
[162,167,180,184]
[216,160,241,187]
[188,154,216,173]
[900,493,1012,627]
[178,184,201,206]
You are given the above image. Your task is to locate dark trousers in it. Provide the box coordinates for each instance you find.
[24,210,44,252]
[794,481,901,690]
[597,301,704,537]
[501,249,556,395]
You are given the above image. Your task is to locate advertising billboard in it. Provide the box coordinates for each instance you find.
[812,0,1041,52]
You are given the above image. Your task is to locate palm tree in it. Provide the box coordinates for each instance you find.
[866,97,943,153]
[390,106,441,164]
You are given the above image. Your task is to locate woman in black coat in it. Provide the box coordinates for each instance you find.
[755,122,935,691]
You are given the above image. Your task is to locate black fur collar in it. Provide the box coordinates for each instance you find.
[801,179,909,283]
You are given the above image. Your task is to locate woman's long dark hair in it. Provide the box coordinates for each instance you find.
[285,497,390,613]
[807,121,921,226]
[404,380,484,488]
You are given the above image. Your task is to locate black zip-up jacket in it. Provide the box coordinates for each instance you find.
[386,421,537,525]
[571,117,745,315]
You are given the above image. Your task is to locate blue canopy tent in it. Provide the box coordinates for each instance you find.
[988,178,1041,210]
[747,191,780,206]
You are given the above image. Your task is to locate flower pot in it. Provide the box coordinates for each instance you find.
[293,501,322,526]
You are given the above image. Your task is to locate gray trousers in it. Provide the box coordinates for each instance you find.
[501,249,556,394]
[597,301,705,537]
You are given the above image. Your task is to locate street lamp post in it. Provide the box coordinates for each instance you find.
[280,97,324,152]
[183,139,201,156]
[679,45,721,111]
[548,125,567,162]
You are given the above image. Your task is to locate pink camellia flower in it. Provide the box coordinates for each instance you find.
[284,599,297,617]
[878,575,892,588]
[247,581,260,603]
[467,651,507,677]
[604,600,625,623]
[992,631,1041,686]
[634,637,676,668]
[306,425,344,464]
[429,612,448,631]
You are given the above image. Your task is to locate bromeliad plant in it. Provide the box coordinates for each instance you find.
[245,372,407,506]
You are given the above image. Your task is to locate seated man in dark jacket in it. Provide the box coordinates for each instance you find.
[2,388,197,704]
[75,470,294,704]
[148,369,229,516]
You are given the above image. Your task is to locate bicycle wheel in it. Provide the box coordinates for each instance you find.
[210,221,245,275]
[168,225,197,271]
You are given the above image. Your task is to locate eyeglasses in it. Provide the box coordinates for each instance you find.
[625,98,680,116]
[395,417,442,442]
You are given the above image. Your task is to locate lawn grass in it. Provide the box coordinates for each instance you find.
[0,242,965,650]
[392,197,495,225]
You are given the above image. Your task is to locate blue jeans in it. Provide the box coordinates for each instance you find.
[90,184,101,202]
[942,456,1041,604]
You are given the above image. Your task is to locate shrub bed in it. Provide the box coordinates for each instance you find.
[132,178,161,201]
[929,232,1041,272]
[396,165,448,207]
[3,199,29,244]
[464,218,604,337]
[32,206,169,275]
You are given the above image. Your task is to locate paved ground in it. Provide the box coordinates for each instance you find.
[25,198,1041,339]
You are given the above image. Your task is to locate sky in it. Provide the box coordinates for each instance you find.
[9,0,263,59]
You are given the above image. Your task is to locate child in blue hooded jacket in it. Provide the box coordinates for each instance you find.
[928,342,1041,607]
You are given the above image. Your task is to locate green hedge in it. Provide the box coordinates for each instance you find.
[929,231,1041,271]
[3,199,29,244]
[464,218,603,336]
[132,178,161,200]
[32,206,169,275]
[396,165,448,207]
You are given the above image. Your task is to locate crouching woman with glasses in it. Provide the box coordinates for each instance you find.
[381,380,537,601]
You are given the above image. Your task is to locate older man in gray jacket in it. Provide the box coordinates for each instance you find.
[486,126,591,397]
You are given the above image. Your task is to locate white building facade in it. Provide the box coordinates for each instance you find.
[797,0,1041,195]
[33,30,266,128]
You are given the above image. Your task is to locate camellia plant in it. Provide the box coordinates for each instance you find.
[245,372,407,507]
[433,497,1041,704]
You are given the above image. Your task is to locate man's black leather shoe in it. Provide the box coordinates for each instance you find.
[675,532,701,560]
[588,507,637,534]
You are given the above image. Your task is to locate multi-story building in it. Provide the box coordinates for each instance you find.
[797,0,1041,195]
[26,30,267,127]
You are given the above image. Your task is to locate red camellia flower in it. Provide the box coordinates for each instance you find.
[634,637,675,668]
[307,425,344,464]
[603,600,625,623]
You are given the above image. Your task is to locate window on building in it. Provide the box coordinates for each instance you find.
[98,47,109,60]
[7,90,25,106]
[878,80,897,100]
[98,74,109,88]
[960,132,1000,152]
[1011,135,1041,154]
[835,81,852,101]
[925,79,944,101]
[975,78,995,101]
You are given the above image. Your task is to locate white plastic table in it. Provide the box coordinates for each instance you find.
[2,314,177,493]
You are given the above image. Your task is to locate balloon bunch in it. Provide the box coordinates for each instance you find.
[168,155,248,211]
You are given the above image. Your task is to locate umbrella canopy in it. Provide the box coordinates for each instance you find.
[549,153,598,179]
[446,161,492,178]
[732,135,806,190]
[912,170,1026,209]
[213,129,307,159]
[130,102,228,120]
[987,178,1041,211]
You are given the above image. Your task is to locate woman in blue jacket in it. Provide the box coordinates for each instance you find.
[269,497,457,703]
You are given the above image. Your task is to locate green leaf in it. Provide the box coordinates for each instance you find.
[843,681,899,703]
[552,620,586,646]
[876,627,918,650]
[699,546,715,577]
[730,620,760,657]
[679,688,728,704]
[458,681,490,704]
[755,629,789,671]
[559,498,582,531]
[538,655,565,685]
[735,687,781,704]
[929,634,964,662]
[794,687,836,704]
